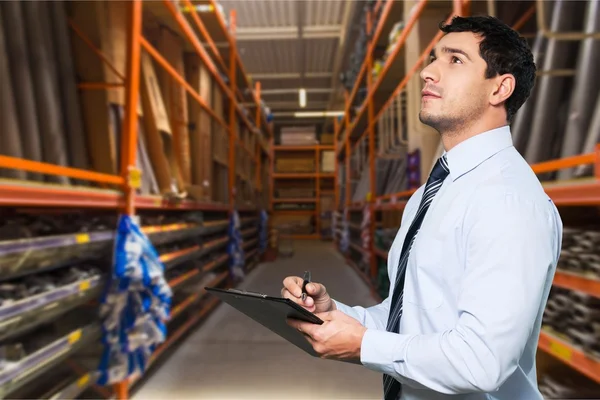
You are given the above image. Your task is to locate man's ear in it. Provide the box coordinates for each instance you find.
[490,74,515,106]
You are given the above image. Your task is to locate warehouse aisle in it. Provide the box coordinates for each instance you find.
[133,241,383,400]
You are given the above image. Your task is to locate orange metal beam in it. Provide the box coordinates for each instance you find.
[366,10,378,279]
[228,9,238,208]
[120,0,143,217]
[553,271,600,299]
[68,18,125,82]
[512,4,536,32]
[531,153,595,174]
[595,143,600,179]
[539,330,600,384]
[181,0,228,74]
[0,155,124,185]
[140,37,227,129]
[115,3,142,397]
[162,0,257,139]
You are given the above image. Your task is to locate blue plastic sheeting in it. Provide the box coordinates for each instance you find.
[227,210,245,281]
[259,210,268,253]
[97,215,172,386]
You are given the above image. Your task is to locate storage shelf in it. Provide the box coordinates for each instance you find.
[0,181,234,211]
[350,242,367,255]
[374,247,389,259]
[0,276,102,342]
[542,179,600,206]
[281,234,320,239]
[202,254,229,273]
[273,198,317,203]
[336,0,406,140]
[273,145,334,151]
[129,296,221,388]
[539,328,600,384]
[45,371,99,400]
[553,270,600,299]
[273,173,318,179]
[160,245,203,269]
[0,324,100,399]
[243,238,258,250]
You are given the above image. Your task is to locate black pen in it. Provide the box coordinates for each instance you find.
[301,271,311,301]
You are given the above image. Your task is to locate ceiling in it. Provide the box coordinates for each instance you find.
[219,0,360,129]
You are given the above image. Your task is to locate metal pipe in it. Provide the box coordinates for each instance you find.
[575,94,600,177]
[536,0,600,40]
[525,0,580,165]
[558,0,600,180]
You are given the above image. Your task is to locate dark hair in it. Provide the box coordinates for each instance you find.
[439,15,536,122]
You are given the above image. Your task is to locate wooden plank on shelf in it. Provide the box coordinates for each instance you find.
[538,329,600,384]
[158,26,192,185]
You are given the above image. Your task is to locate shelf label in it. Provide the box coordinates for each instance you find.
[68,329,82,345]
[75,234,90,244]
[128,168,142,189]
[549,340,572,361]
[79,280,91,292]
[77,373,90,388]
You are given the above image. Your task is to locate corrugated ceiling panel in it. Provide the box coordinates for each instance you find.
[220,0,296,28]
[238,39,300,74]
[304,38,337,73]
[259,77,332,90]
[305,0,345,26]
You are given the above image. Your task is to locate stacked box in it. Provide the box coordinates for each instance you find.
[321,151,335,172]
[320,133,334,145]
[280,126,317,145]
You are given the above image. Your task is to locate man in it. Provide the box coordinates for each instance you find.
[282,15,563,400]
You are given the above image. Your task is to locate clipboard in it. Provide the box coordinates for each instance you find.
[205,287,324,356]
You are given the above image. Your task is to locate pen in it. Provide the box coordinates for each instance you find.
[301,271,311,302]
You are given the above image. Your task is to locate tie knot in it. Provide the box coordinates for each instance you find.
[430,155,450,181]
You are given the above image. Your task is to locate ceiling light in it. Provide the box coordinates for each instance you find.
[299,88,306,108]
[293,111,345,118]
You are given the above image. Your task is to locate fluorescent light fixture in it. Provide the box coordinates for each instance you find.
[299,88,306,108]
[293,111,345,118]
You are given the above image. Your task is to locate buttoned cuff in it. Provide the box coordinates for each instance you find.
[361,329,412,376]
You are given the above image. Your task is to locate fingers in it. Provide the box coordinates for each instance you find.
[282,276,304,298]
[287,318,317,339]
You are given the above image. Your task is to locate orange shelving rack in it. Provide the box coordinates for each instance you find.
[0,1,271,399]
[270,144,336,240]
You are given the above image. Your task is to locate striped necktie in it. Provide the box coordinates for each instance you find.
[383,155,450,400]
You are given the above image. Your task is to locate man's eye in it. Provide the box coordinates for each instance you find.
[429,57,436,64]
[451,56,463,64]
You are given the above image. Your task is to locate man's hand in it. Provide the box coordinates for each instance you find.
[287,310,367,362]
[281,276,335,313]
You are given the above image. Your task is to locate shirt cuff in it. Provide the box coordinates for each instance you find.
[360,329,410,376]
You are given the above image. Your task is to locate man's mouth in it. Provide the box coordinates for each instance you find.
[421,90,441,100]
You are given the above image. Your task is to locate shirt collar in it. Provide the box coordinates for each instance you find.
[443,125,514,181]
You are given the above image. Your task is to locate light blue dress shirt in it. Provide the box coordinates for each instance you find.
[334,126,563,400]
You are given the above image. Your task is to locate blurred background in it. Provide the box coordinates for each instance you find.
[0,0,598,399]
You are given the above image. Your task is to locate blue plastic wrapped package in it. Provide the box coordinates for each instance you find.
[340,208,350,253]
[259,210,268,253]
[227,210,245,281]
[98,214,172,386]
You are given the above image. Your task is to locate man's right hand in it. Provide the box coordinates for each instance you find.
[281,276,336,314]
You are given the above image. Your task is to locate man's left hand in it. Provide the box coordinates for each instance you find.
[287,310,367,362]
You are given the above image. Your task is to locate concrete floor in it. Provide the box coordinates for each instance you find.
[133,241,382,400]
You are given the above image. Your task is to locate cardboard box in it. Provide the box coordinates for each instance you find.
[321,150,335,172]
[185,53,212,200]
[320,133,334,145]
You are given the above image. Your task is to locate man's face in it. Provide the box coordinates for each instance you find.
[419,31,492,133]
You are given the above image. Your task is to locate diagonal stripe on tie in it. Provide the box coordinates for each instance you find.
[382,155,450,400]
